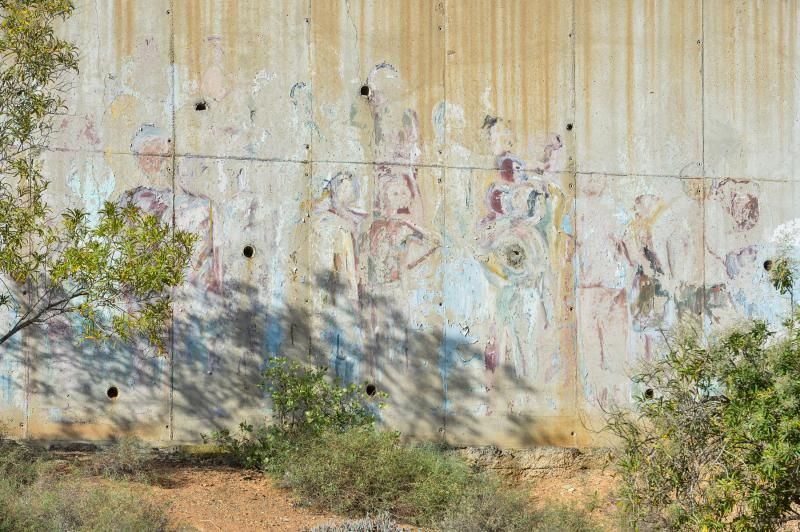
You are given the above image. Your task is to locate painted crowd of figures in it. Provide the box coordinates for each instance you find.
[97,62,773,416]
[311,141,566,386]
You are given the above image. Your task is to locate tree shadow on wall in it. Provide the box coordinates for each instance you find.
[18,269,544,446]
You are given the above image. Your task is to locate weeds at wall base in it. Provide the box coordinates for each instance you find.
[0,436,170,531]
[210,357,599,531]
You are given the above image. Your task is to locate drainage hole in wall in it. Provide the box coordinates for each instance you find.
[243,245,255,259]
[566,123,573,131]
[195,101,208,111]
[644,388,654,399]
[365,383,377,396]
[764,260,773,271]
[107,386,119,399]
[360,85,370,97]
[570,431,575,437]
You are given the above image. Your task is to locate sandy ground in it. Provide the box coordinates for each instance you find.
[530,469,619,531]
[146,463,342,531]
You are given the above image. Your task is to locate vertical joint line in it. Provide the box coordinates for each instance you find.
[440,0,448,441]
[700,0,706,176]
[305,0,314,359]
[168,0,177,442]
[570,0,579,419]
[700,0,707,330]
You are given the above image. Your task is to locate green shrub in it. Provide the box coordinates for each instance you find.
[207,421,297,472]
[86,435,151,480]
[0,440,45,488]
[288,429,598,530]
[437,476,598,532]
[0,478,169,532]
[0,440,169,531]
[262,357,384,435]
[606,315,800,530]
[284,429,471,526]
[208,356,383,470]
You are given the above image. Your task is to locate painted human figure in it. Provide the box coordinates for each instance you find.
[313,172,366,301]
[624,194,670,333]
[366,63,421,166]
[359,172,440,381]
[310,172,367,382]
[479,177,550,381]
[478,143,563,384]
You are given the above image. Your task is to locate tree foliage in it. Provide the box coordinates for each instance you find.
[607,259,800,530]
[0,0,195,350]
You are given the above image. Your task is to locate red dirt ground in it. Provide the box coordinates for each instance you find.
[142,462,619,531]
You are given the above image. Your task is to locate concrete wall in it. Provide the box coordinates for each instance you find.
[1,0,798,447]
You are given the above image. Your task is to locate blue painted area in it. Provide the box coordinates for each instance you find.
[561,213,573,235]
[186,330,210,367]
[0,375,13,404]
[264,256,287,361]
[439,255,488,417]
[265,312,284,358]
[66,159,116,226]
[324,327,362,385]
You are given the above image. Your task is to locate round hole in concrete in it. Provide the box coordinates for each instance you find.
[107,386,119,399]
[644,388,654,400]
[365,383,377,396]
[764,260,773,271]
[360,85,370,97]
[566,123,573,131]
[195,101,208,111]
[243,245,255,259]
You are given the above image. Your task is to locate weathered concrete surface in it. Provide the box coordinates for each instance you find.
[1,0,799,447]
[459,445,611,481]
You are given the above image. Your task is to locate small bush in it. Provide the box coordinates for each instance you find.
[87,435,151,480]
[262,357,384,435]
[0,440,45,488]
[214,357,597,530]
[310,514,408,532]
[208,356,383,470]
[0,440,169,531]
[437,476,598,532]
[1,478,169,532]
[283,429,471,526]
[208,422,297,472]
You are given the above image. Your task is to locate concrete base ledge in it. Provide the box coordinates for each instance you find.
[458,446,613,480]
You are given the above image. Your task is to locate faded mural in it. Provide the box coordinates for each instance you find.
[2,1,799,447]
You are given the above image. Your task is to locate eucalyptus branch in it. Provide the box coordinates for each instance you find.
[0,1,196,351]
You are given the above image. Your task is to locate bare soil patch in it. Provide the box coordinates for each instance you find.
[529,468,619,531]
[148,463,341,532]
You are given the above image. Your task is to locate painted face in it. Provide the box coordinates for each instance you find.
[332,175,357,208]
[383,180,412,214]
[499,156,525,182]
[634,194,661,218]
[729,191,759,231]
[136,138,168,175]
[507,185,546,222]
[526,190,546,222]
